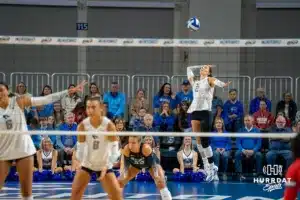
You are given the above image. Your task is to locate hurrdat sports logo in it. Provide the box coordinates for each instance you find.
[253,165,291,192]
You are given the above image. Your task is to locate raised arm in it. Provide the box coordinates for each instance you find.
[208,77,231,88]
[16,81,87,110]
[187,66,197,85]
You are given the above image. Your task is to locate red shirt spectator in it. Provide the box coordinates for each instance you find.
[253,100,273,131]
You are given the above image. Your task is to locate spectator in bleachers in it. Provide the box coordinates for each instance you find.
[154,102,176,132]
[15,82,36,121]
[173,136,198,174]
[249,88,272,114]
[235,115,262,181]
[175,80,193,106]
[211,102,225,129]
[114,118,128,149]
[61,84,82,115]
[178,101,191,132]
[253,100,274,132]
[293,120,300,133]
[47,116,55,129]
[223,89,244,132]
[276,111,292,128]
[276,92,297,123]
[253,100,274,150]
[153,83,177,113]
[210,117,231,180]
[103,81,126,120]
[295,111,300,123]
[130,89,149,117]
[83,82,101,105]
[36,137,62,173]
[56,112,77,167]
[212,90,224,118]
[136,113,159,145]
[53,101,64,128]
[39,117,56,146]
[266,115,293,172]
[32,85,54,119]
[72,102,86,124]
[129,107,146,130]
[29,118,42,150]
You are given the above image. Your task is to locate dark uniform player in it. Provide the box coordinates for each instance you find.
[119,136,172,200]
[284,133,300,199]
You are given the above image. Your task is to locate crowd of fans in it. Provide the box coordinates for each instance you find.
[13,80,300,181]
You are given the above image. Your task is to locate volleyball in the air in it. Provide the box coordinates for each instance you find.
[187,17,200,31]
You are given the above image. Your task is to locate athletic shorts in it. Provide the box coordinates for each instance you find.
[191,110,212,132]
[191,110,211,122]
[81,166,113,178]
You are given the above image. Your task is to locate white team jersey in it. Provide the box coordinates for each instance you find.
[81,116,111,171]
[42,150,53,169]
[0,97,36,160]
[187,77,214,113]
[182,150,194,168]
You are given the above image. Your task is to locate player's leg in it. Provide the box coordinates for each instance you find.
[16,156,34,200]
[0,160,11,190]
[70,167,92,200]
[149,165,172,200]
[201,111,218,181]
[118,166,140,188]
[100,170,123,200]
[191,117,209,171]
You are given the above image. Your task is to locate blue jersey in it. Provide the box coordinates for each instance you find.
[176,90,193,105]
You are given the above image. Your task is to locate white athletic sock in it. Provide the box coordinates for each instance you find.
[22,196,33,200]
[197,144,209,168]
[160,187,172,200]
[203,146,213,158]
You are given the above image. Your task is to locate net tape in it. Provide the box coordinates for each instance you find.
[0,36,300,47]
[0,130,296,138]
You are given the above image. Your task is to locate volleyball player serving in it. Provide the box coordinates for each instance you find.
[0,81,86,200]
[119,136,172,200]
[71,97,123,200]
[187,65,231,181]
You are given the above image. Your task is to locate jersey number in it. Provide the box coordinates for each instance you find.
[93,141,100,150]
[194,84,199,92]
[3,115,12,130]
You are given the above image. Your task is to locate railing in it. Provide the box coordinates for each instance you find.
[92,74,130,99]
[51,73,90,93]
[131,75,170,112]
[10,72,50,96]
[296,77,300,106]
[253,76,293,103]
[0,72,5,82]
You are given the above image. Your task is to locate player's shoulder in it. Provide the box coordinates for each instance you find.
[142,143,152,156]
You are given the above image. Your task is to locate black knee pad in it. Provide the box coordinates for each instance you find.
[201,137,209,148]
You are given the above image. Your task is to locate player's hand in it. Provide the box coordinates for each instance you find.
[69,80,88,93]
[98,167,108,181]
[224,81,232,87]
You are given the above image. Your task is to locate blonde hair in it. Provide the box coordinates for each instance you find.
[40,137,53,151]
[179,136,193,151]
[214,117,225,131]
